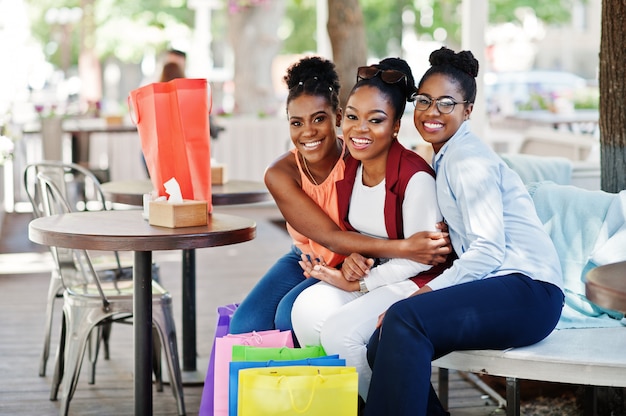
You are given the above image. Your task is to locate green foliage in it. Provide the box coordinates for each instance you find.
[27,0,575,69]
[413,0,463,47]
[406,0,573,53]
[361,0,407,59]
[573,86,600,110]
[489,0,573,24]
[100,0,193,26]
[281,0,317,54]
[517,92,550,111]
[27,0,194,66]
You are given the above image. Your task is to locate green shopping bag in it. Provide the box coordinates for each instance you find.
[238,366,358,416]
[231,345,326,362]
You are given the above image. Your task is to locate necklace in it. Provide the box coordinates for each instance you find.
[301,155,319,186]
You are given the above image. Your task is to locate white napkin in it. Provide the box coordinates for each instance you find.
[164,177,184,203]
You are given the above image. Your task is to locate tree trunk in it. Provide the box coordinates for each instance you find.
[228,1,286,115]
[599,1,626,192]
[327,0,368,108]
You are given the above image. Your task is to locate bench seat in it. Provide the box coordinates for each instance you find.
[433,319,626,415]
[434,327,626,388]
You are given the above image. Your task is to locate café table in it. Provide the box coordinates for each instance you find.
[585,261,626,313]
[507,109,599,134]
[102,178,271,383]
[63,119,138,168]
[29,210,256,415]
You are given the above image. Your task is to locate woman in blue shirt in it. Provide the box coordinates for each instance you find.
[363,47,565,416]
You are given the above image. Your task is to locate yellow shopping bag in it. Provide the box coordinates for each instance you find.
[238,366,358,416]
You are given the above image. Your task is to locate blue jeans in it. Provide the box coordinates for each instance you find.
[364,274,564,416]
[229,246,320,342]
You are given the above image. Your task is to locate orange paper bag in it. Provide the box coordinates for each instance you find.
[129,78,213,212]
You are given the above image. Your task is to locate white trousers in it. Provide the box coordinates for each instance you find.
[291,279,418,399]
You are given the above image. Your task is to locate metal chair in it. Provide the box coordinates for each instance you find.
[36,171,185,416]
[23,161,137,378]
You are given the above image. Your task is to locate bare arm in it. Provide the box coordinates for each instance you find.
[265,153,450,264]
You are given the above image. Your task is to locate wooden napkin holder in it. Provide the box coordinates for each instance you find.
[211,164,227,185]
[148,200,208,228]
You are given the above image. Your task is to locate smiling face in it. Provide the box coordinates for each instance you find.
[342,85,400,168]
[413,73,473,153]
[287,93,342,164]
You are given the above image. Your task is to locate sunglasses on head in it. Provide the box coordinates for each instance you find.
[356,65,407,86]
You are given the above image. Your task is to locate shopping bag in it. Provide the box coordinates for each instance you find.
[231,344,326,362]
[199,303,239,416]
[229,356,345,416]
[213,330,294,416]
[128,77,213,211]
[238,366,358,416]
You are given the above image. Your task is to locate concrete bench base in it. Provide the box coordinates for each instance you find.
[433,327,626,415]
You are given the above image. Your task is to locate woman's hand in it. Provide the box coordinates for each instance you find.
[299,254,360,291]
[404,222,452,265]
[341,253,375,281]
[298,253,326,278]
[409,285,433,297]
[376,311,386,328]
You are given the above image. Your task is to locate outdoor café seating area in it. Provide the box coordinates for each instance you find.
[0,103,605,415]
[0,203,506,415]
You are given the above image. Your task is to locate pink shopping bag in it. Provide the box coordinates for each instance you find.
[213,330,294,416]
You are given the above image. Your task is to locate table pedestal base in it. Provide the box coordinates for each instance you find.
[180,370,207,385]
[135,251,154,415]
[162,356,209,386]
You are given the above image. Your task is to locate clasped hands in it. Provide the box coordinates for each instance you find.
[298,226,451,292]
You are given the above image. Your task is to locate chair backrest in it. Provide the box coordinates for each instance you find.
[36,171,119,309]
[23,161,130,277]
[23,161,110,219]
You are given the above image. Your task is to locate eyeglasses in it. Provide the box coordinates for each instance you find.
[412,94,469,114]
[357,65,407,86]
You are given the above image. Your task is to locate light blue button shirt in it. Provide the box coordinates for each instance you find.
[428,121,563,291]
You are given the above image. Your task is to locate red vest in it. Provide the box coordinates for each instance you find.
[336,140,453,287]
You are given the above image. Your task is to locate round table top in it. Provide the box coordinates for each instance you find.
[102,179,271,206]
[585,261,626,313]
[29,210,256,252]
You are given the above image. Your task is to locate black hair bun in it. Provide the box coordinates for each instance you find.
[284,56,340,93]
[429,47,479,78]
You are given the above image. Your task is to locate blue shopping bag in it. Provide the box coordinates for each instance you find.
[229,355,346,416]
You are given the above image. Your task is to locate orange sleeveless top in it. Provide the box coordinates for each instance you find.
[286,140,347,267]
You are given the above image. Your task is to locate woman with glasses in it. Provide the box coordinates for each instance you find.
[363,47,565,416]
[228,56,451,339]
[291,57,453,400]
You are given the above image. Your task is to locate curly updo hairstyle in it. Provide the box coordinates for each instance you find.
[350,57,417,122]
[284,56,341,113]
[418,47,479,104]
